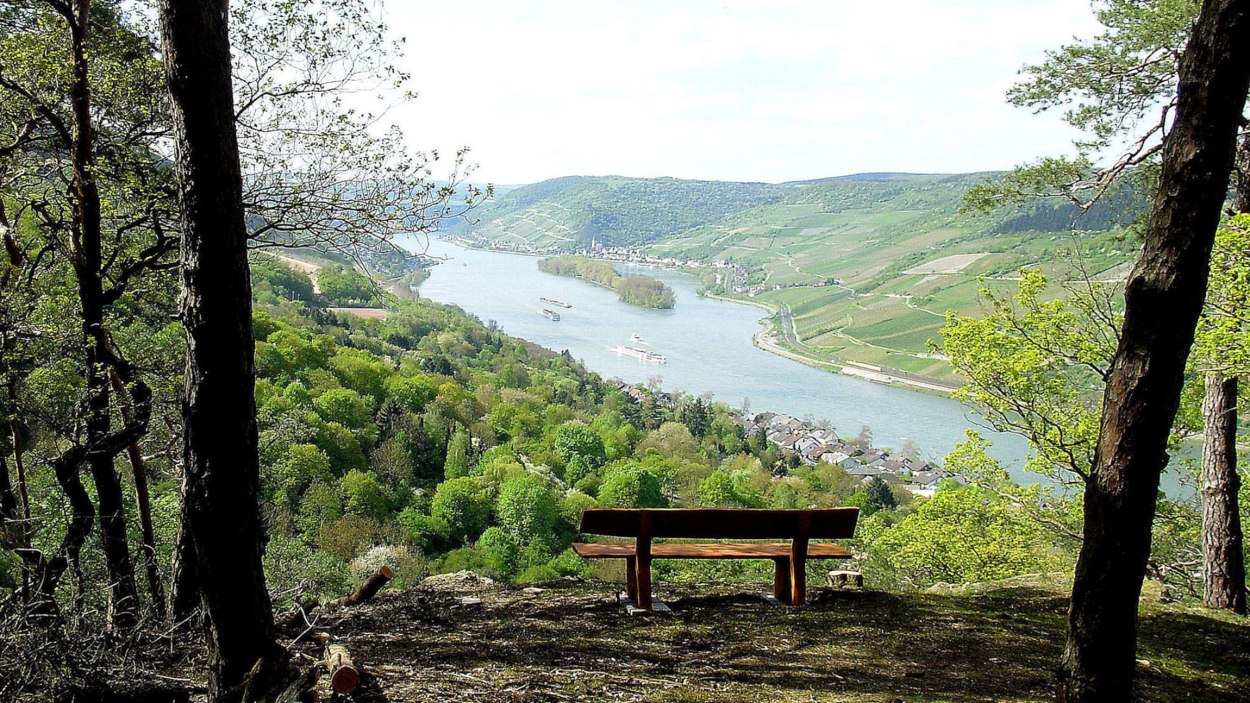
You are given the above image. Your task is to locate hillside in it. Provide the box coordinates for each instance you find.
[447,173,1142,382]
[448,175,790,249]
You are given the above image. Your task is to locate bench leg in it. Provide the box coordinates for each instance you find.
[635,555,652,610]
[773,558,792,605]
[625,558,638,601]
[790,538,808,606]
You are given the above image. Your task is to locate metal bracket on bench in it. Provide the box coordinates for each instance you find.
[618,591,672,615]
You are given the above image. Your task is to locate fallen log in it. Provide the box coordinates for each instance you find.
[315,632,360,695]
[280,565,394,633]
[273,664,320,703]
[338,564,394,606]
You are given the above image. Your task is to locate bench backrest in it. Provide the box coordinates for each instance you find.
[578,508,859,540]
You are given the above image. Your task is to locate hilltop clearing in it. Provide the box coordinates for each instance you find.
[35,574,1248,702]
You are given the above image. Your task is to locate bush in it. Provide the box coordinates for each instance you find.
[397,507,450,553]
[264,534,351,606]
[297,481,344,539]
[496,475,561,549]
[560,491,597,531]
[340,470,393,521]
[598,466,667,508]
[349,544,428,589]
[476,527,521,577]
[318,514,408,561]
[554,423,607,468]
[516,563,561,584]
[862,485,1069,589]
[563,454,596,485]
[430,476,493,544]
[444,429,472,479]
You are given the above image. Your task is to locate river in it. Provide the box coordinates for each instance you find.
[399,236,1050,476]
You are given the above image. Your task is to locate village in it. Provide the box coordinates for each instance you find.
[615,382,957,498]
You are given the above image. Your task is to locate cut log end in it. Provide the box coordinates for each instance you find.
[341,564,394,606]
[315,632,360,695]
[329,664,359,695]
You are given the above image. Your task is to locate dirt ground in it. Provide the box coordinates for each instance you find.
[276,573,1250,703]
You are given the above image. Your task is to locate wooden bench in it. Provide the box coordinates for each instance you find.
[572,508,858,610]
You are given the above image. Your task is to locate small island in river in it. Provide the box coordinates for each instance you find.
[538,254,675,309]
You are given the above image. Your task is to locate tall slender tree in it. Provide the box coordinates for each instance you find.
[158,0,290,699]
[1194,135,1250,615]
[967,0,1250,617]
[1059,1,1250,701]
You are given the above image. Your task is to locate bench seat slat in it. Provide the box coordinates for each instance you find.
[572,542,851,559]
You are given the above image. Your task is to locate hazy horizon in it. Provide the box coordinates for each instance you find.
[389,0,1105,185]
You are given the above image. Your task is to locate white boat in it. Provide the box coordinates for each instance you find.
[612,345,666,363]
[540,297,572,308]
[541,309,561,321]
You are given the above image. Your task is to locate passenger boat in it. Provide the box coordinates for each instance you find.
[540,297,572,308]
[612,345,666,363]
[541,309,561,321]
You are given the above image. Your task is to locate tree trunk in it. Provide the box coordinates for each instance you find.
[110,369,166,621]
[67,0,139,630]
[1232,132,1250,215]
[158,0,289,700]
[1059,2,1250,701]
[1200,373,1246,613]
[1197,130,1250,616]
[169,513,199,623]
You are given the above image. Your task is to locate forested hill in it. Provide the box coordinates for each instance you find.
[447,172,1142,251]
[446,175,790,248]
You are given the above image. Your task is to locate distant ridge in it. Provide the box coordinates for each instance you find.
[783,171,955,185]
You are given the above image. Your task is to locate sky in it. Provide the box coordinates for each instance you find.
[386,0,1105,185]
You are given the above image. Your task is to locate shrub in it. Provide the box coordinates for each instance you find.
[264,534,351,606]
[340,470,393,521]
[496,475,561,549]
[444,429,472,480]
[862,485,1069,589]
[296,481,344,539]
[277,443,332,510]
[560,491,597,532]
[397,507,450,554]
[553,423,607,468]
[476,527,521,577]
[430,476,493,544]
[318,514,408,561]
[350,544,428,589]
[598,466,667,508]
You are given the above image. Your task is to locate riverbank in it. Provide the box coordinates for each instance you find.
[410,236,1039,474]
[701,290,961,396]
[448,237,965,393]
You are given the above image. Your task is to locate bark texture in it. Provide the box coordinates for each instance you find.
[1198,129,1250,616]
[1200,373,1246,613]
[1059,1,1250,701]
[158,0,287,699]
